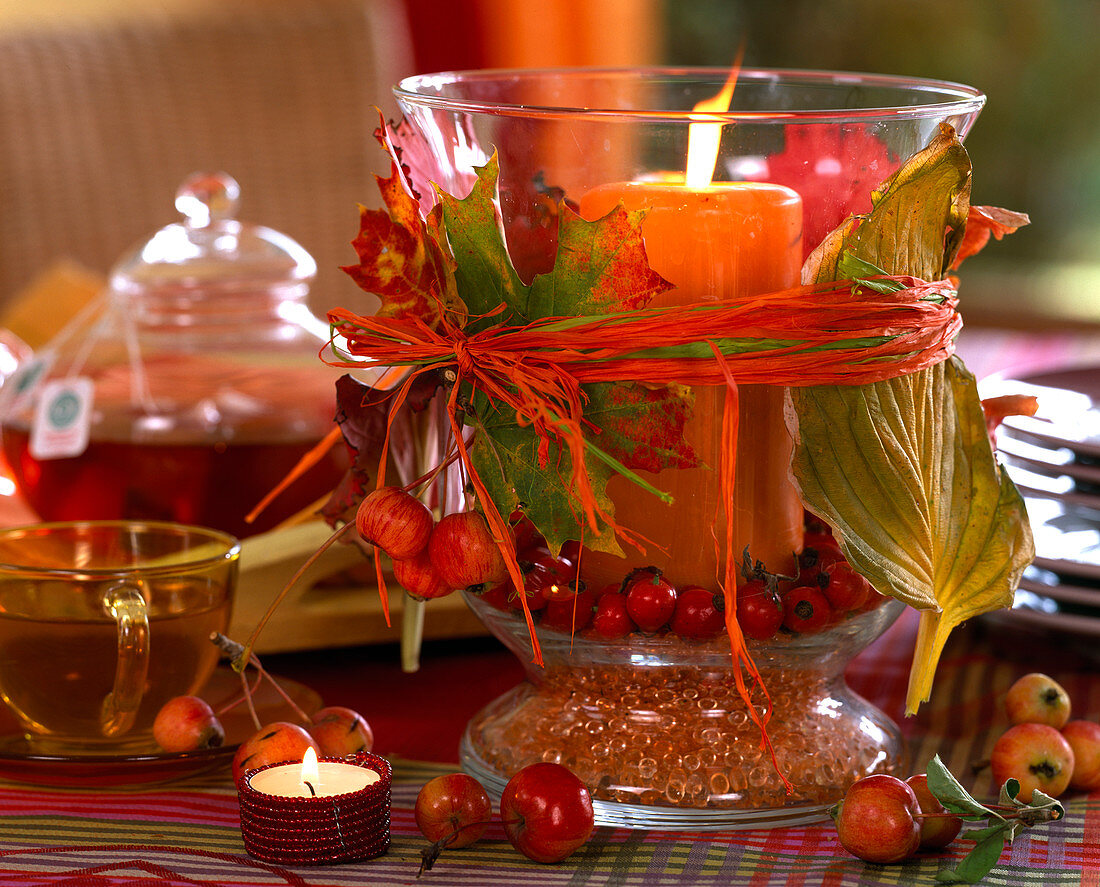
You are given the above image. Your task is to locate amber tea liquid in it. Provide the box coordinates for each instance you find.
[1,425,348,539]
[0,581,231,749]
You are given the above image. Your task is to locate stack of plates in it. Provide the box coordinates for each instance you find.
[979,365,1100,642]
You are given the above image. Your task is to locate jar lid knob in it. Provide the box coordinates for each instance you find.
[175,172,241,229]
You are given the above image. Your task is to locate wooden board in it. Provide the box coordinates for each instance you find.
[227,520,487,654]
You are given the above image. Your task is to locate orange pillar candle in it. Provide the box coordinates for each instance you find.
[578,179,803,590]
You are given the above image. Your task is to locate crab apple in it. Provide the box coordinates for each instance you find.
[990,722,1075,801]
[670,586,725,639]
[310,706,374,757]
[541,587,597,634]
[429,512,507,592]
[152,695,225,753]
[356,486,433,560]
[415,773,492,850]
[831,774,921,864]
[590,590,635,639]
[1004,673,1072,729]
[905,773,962,849]
[233,722,319,783]
[393,550,454,600]
[500,762,595,864]
[1061,720,1100,791]
[623,567,677,633]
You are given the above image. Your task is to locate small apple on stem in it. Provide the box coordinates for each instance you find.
[830,774,921,864]
[1003,672,1071,729]
[989,722,1075,801]
[500,762,595,864]
[831,755,1064,882]
[905,773,962,848]
[309,706,374,757]
[152,695,225,753]
[415,773,493,873]
[1061,720,1100,791]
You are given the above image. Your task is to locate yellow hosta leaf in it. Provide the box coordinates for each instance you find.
[789,123,1034,714]
[788,358,1034,714]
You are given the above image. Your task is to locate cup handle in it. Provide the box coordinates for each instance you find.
[100,583,150,737]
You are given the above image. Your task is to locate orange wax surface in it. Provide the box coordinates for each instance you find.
[578,180,803,590]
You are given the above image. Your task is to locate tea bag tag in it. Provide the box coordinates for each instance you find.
[29,377,94,460]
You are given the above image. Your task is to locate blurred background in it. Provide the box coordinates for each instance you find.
[0,0,1096,330]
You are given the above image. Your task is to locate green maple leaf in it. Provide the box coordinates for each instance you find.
[436,156,529,326]
[467,391,623,556]
[438,156,686,551]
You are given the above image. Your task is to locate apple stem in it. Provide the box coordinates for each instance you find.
[210,632,314,729]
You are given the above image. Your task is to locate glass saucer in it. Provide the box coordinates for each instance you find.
[0,667,321,785]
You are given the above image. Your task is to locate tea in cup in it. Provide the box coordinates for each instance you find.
[0,520,239,752]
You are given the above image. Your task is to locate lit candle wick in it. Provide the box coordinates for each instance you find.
[304,781,317,797]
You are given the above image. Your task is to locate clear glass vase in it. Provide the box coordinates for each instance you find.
[392,67,985,828]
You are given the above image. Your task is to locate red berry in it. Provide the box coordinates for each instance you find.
[623,568,677,633]
[510,512,546,553]
[735,579,783,640]
[669,586,725,639]
[520,547,578,602]
[541,587,597,634]
[782,585,832,633]
[393,551,454,600]
[356,487,433,560]
[590,590,635,639]
[821,562,871,612]
[428,512,507,592]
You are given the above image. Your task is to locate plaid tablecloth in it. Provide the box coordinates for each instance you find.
[0,611,1096,887]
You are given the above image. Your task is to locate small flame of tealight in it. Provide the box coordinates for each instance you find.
[685,54,743,189]
[300,746,319,794]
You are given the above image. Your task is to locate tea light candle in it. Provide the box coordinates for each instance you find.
[237,750,392,865]
[248,748,377,798]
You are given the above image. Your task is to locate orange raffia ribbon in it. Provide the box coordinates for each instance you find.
[326,275,959,783]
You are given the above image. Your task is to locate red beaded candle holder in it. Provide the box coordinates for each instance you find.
[237,751,392,865]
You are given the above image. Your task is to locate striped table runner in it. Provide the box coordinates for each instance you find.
[0,610,1097,886]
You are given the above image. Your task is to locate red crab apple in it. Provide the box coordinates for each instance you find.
[1004,672,1072,729]
[831,774,921,864]
[990,722,1075,801]
[393,550,454,600]
[356,486,434,560]
[500,762,595,863]
[1061,720,1100,791]
[428,512,508,591]
[233,722,319,783]
[309,706,374,757]
[415,773,493,850]
[152,695,225,753]
[905,773,962,849]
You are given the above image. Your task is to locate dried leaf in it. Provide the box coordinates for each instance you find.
[787,124,1034,715]
[341,163,464,329]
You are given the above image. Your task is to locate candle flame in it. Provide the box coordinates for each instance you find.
[685,53,743,188]
[300,746,319,786]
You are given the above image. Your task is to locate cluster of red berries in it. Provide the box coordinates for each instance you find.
[473,511,888,643]
[356,487,507,600]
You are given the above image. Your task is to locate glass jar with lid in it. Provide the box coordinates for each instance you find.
[0,173,347,538]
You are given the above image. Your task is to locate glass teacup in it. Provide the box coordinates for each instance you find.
[0,521,239,753]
